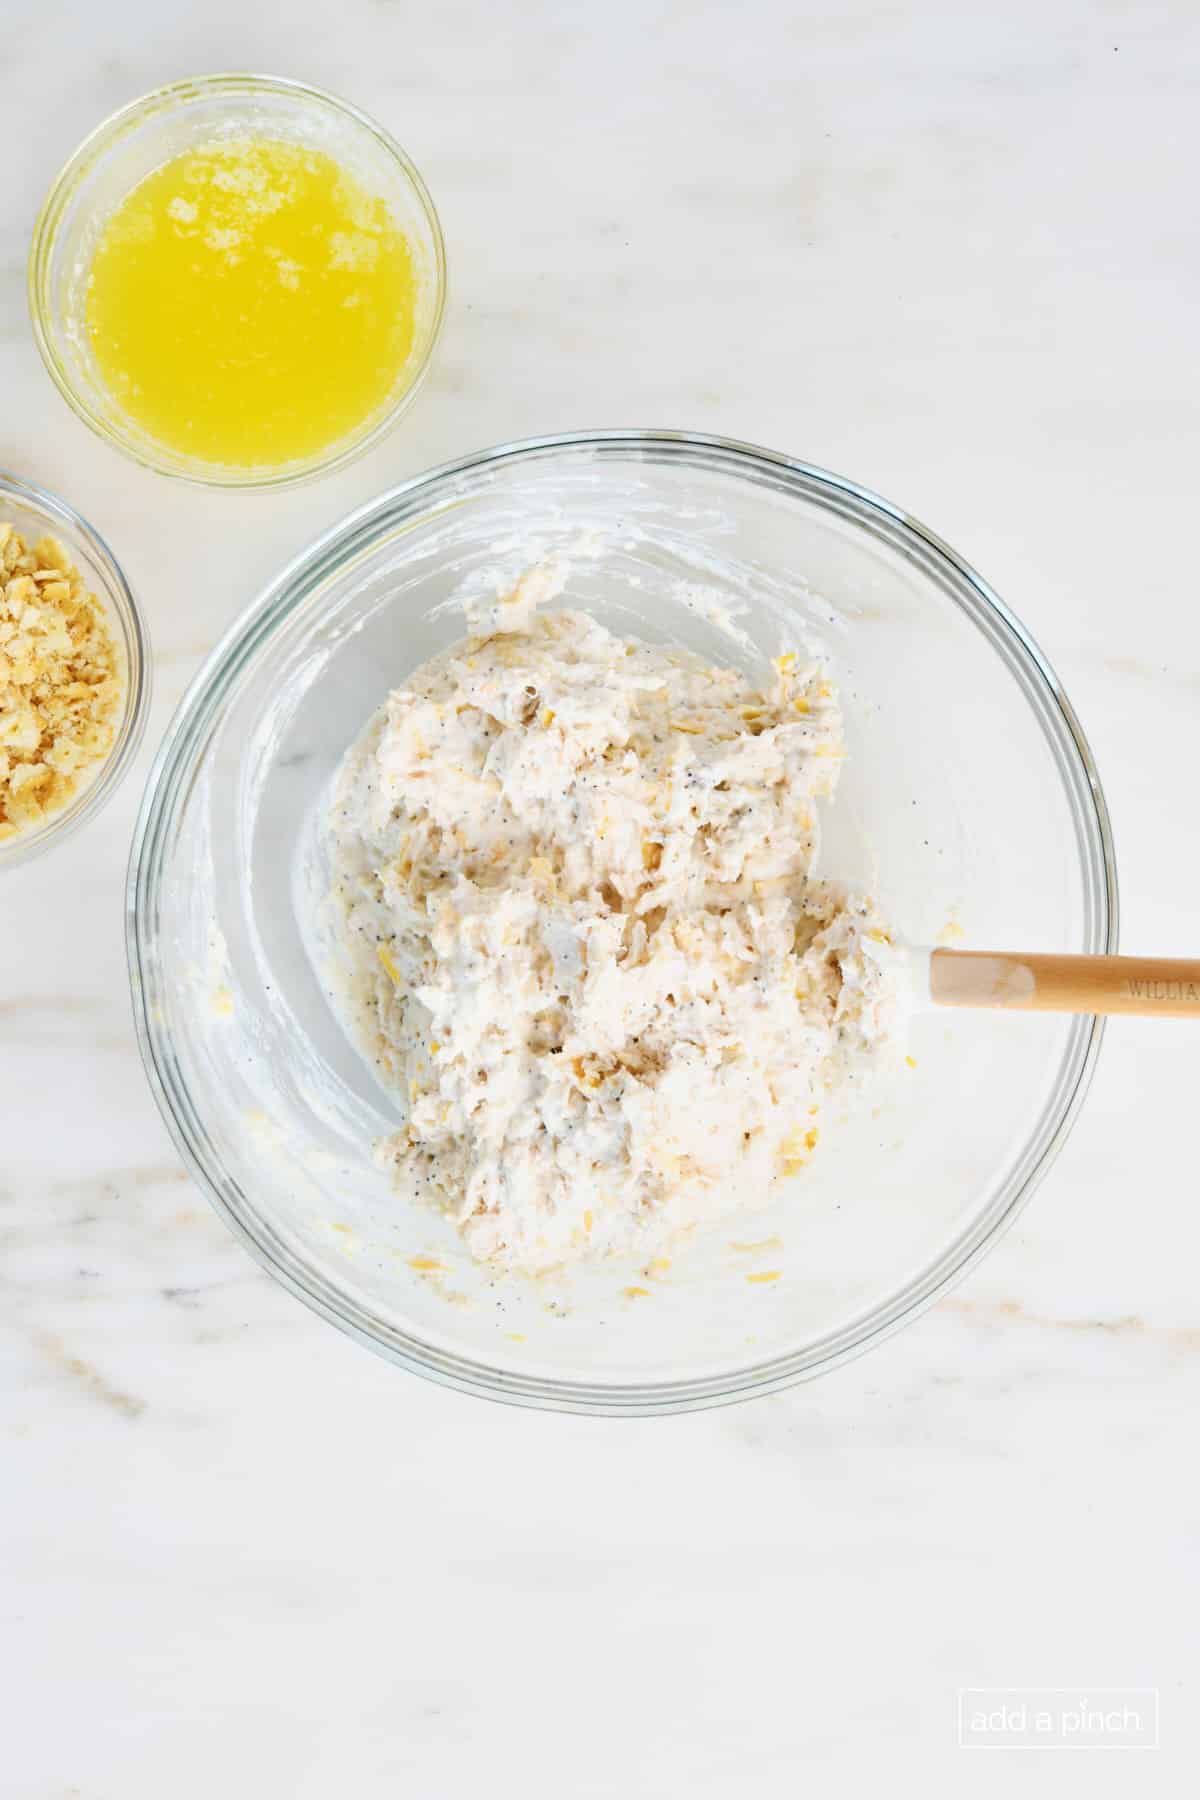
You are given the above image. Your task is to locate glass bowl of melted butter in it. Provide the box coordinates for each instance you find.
[29,74,446,489]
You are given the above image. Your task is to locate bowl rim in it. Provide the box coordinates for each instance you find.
[27,71,448,491]
[126,429,1119,1412]
[1,470,151,870]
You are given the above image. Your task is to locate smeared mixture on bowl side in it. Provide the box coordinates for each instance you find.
[324,565,904,1272]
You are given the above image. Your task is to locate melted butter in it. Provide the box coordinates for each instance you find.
[85,137,418,467]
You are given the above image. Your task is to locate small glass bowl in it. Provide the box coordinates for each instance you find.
[0,472,150,869]
[28,73,447,490]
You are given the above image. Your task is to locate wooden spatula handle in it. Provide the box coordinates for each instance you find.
[930,950,1200,1017]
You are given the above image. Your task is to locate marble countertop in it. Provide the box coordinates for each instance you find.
[4,0,1197,1791]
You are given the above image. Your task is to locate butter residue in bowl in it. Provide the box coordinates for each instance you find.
[322,568,905,1272]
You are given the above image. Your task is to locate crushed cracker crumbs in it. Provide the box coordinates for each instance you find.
[0,524,121,840]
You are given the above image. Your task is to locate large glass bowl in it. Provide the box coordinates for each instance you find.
[29,74,446,489]
[127,432,1116,1413]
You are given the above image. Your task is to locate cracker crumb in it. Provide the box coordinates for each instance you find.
[0,524,121,839]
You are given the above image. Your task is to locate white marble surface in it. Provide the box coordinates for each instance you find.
[3,1,1198,1792]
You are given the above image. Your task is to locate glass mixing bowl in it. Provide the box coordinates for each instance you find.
[127,432,1116,1412]
[29,74,446,489]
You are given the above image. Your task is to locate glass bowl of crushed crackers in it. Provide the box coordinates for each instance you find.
[0,472,149,867]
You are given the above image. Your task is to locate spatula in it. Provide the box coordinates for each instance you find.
[921,950,1200,1017]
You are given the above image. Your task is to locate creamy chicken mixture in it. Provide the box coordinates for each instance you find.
[323,566,903,1272]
